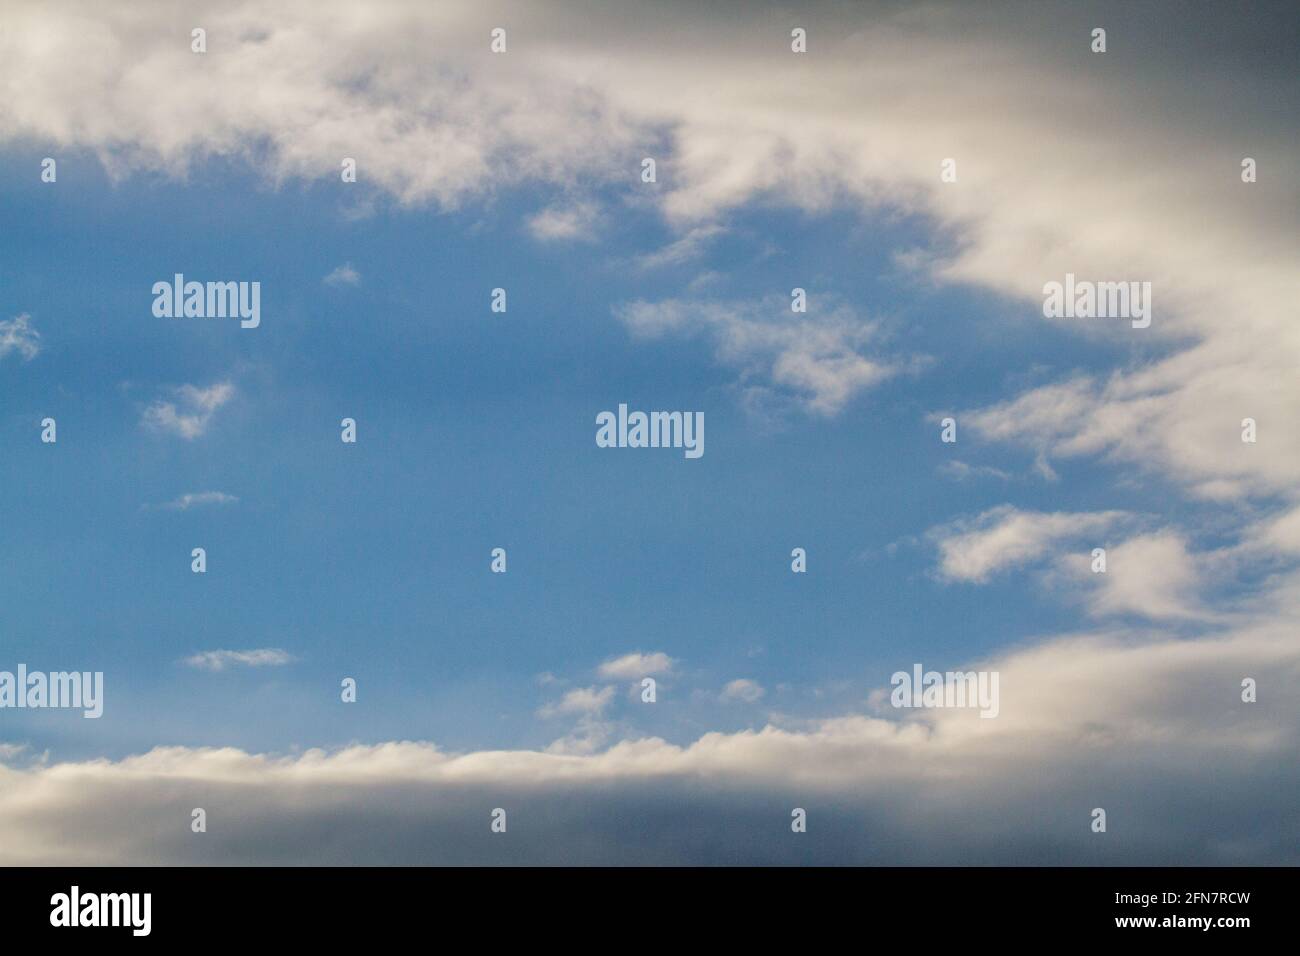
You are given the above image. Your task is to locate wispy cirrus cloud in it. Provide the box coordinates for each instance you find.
[617,296,900,416]
[154,491,239,511]
[635,225,726,270]
[929,506,1130,584]
[183,649,295,672]
[937,460,1012,482]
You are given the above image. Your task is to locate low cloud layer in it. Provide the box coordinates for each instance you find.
[3,604,1297,864]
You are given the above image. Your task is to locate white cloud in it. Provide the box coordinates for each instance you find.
[720,678,765,704]
[1063,530,1207,621]
[3,606,1298,864]
[0,313,40,361]
[2,0,1297,867]
[142,382,235,439]
[937,460,1011,482]
[942,510,1291,623]
[931,506,1129,584]
[617,297,898,416]
[1,1,1292,490]
[323,262,360,286]
[183,649,295,672]
[1260,504,1300,556]
[538,686,618,755]
[526,202,597,241]
[964,358,1300,503]
[158,491,239,510]
[635,225,726,270]
[538,685,615,718]
[597,652,676,680]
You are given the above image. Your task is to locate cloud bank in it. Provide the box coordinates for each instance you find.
[4,0,1293,449]
[3,605,1297,864]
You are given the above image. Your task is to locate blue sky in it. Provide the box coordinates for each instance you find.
[0,0,1296,865]
[0,158,1160,759]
